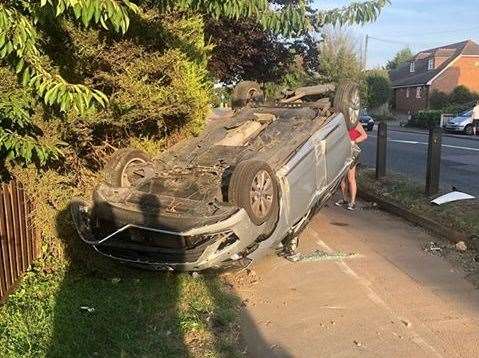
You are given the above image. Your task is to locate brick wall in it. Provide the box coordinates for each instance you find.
[393,86,429,114]
[431,56,479,93]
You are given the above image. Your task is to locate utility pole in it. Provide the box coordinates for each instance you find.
[363,34,369,68]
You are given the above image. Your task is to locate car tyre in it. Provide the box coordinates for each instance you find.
[228,160,279,228]
[104,148,151,187]
[334,81,361,129]
[231,81,264,109]
[465,124,473,135]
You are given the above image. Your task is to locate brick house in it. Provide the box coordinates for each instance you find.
[390,40,479,113]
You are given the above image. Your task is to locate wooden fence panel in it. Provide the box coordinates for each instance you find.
[0,179,40,304]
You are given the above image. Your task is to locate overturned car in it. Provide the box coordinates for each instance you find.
[71,82,361,271]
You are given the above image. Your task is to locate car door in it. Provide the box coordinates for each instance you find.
[324,114,351,184]
[278,123,328,226]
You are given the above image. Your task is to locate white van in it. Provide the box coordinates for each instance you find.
[444,109,474,135]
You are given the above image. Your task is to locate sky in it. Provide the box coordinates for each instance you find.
[313,0,479,68]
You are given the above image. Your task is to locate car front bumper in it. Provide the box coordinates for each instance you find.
[444,124,465,132]
[71,196,265,271]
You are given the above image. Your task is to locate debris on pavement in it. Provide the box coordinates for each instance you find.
[423,241,442,254]
[431,191,475,205]
[362,202,379,211]
[291,250,360,263]
[421,238,479,282]
[401,319,412,328]
[285,252,302,262]
[455,241,467,252]
[80,306,95,313]
[353,340,362,347]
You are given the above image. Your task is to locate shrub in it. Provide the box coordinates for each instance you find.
[428,86,477,114]
[449,85,478,105]
[364,69,392,109]
[409,110,442,128]
[429,89,450,110]
[442,102,474,116]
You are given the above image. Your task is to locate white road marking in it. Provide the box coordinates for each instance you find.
[443,144,479,152]
[368,135,479,152]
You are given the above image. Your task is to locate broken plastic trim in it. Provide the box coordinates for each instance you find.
[431,191,475,205]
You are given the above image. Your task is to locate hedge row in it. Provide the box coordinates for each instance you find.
[409,110,442,128]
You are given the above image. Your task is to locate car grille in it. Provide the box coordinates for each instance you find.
[93,219,237,264]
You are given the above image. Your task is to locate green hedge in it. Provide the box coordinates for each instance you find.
[409,110,442,128]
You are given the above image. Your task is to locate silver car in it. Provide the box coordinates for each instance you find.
[71,82,359,271]
[444,109,474,135]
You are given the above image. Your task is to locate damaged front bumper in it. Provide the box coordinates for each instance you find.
[71,185,262,271]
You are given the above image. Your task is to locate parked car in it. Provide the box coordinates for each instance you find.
[359,115,375,131]
[444,109,474,135]
[71,82,359,271]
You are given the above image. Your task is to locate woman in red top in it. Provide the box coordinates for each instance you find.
[336,122,368,210]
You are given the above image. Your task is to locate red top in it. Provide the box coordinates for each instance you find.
[348,127,361,141]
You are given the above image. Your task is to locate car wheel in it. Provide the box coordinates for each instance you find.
[104,148,151,187]
[231,81,264,109]
[465,124,473,135]
[334,82,361,129]
[228,160,279,227]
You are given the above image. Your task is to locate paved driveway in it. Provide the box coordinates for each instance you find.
[234,204,479,357]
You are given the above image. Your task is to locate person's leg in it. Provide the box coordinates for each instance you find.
[335,177,349,206]
[347,165,357,210]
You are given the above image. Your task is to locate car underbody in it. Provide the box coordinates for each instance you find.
[71,82,359,271]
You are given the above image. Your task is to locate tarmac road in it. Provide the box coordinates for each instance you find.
[360,128,479,196]
[233,203,479,357]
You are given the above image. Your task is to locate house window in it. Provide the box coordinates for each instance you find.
[406,88,410,98]
[416,87,422,99]
[427,58,434,70]
[410,61,415,72]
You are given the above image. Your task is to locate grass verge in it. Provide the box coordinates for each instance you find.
[358,169,479,238]
[0,259,242,357]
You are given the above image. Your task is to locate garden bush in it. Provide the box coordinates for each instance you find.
[0,9,214,263]
[430,86,478,114]
[409,110,442,128]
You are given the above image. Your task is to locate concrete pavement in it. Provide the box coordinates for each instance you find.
[234,204,479,357]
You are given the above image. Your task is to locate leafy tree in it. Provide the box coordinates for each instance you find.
[386,48,414,71]
[364,69,391,108]
[431,86,478,113]
[429,89,449,110]
[0,0,390,167]
[0,0,389,112]
[316,27,363,84]
[449,85,478,105]
[0,69,60,169]
[205,17,293,84]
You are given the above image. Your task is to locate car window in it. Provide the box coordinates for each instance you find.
[461,110,472,117]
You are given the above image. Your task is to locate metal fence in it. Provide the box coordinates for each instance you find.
[0,179,40,303]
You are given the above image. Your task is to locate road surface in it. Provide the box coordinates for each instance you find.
[234,204,479,357]
[360,128,479,196]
